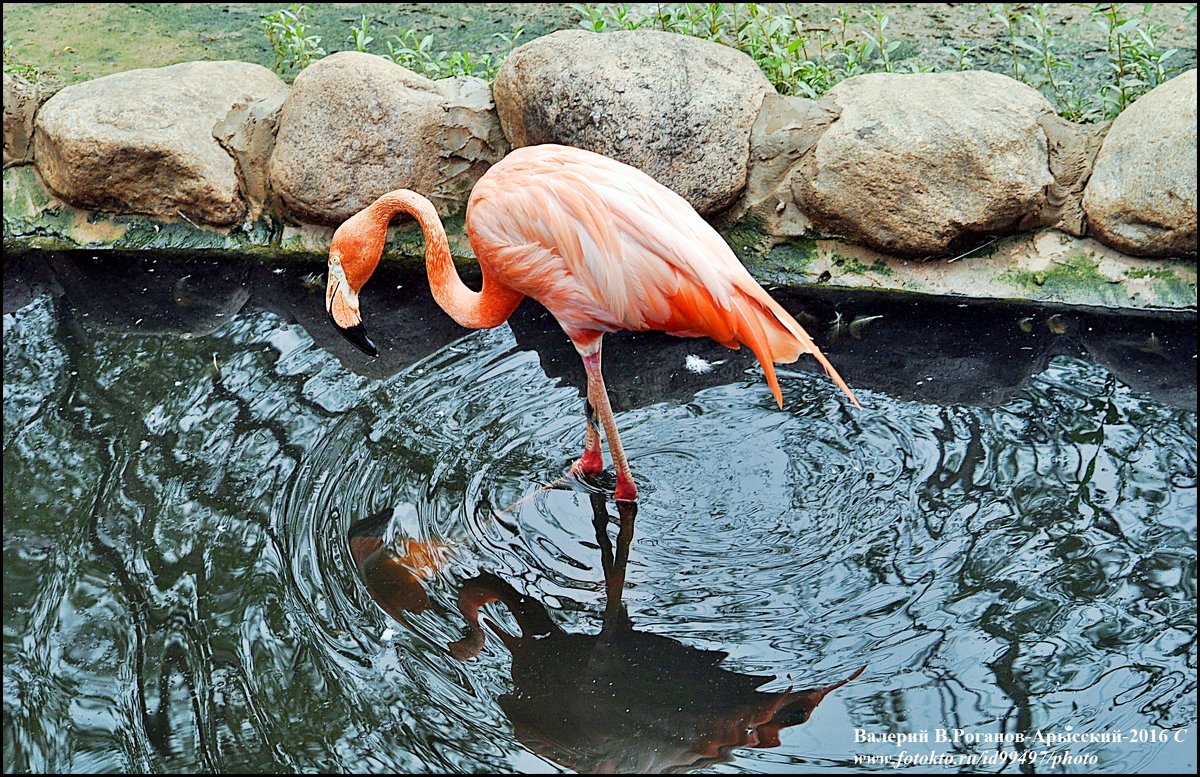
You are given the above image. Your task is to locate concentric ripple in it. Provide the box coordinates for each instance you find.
[4,278,1196,774]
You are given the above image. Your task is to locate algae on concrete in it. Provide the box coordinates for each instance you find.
[2,165,476,267]
[996,249,1195,308]
[5,156,1195,313]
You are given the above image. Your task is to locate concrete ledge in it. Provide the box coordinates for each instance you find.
[740,227,1197,311]
[7,164,1194,314]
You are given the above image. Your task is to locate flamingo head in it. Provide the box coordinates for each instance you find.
[326,210,383,357]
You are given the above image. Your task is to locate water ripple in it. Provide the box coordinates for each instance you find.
[3,287,1195,773]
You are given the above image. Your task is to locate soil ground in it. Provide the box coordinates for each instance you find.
[4,2,1196,105]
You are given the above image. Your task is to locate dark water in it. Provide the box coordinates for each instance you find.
[3,253,1196,773]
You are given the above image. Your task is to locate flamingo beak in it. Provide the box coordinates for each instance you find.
[326,256,378,357]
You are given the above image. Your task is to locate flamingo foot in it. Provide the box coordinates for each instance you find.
[615,472,638,502]
[569,446,604,478]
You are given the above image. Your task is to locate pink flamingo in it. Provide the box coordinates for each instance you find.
[326,144,859,502]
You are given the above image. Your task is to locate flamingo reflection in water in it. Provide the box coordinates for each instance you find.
[348,495,864,773]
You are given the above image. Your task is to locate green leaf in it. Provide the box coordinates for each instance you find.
[1115,18,1140,36]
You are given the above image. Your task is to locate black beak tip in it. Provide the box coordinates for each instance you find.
[328,310,378,357]
[345,324,379,357]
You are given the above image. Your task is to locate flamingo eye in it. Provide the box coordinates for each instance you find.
[328,256,351,288]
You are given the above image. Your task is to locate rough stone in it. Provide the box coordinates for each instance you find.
[434,75,512,208]
[741,93,839,236]
[32,61,285,226]
[1083,69,1197,258]
[4,72,54,168]
[269,52,508,225]
[493,29,772,216]
[796,70,1056,256]
[1037,114,1109,237]
[214,90,288,222]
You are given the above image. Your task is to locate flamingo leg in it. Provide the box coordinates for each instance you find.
[569,384,604,477]
[580,344,638,502]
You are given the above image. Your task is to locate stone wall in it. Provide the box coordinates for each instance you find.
[3,32,1196,275]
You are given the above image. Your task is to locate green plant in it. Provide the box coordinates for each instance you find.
[1088,3,1182,118]
[981,2,1185,121]
[1010,3,1101,120]
[1129,24,1181,87]
[570,2,611,32]
[859,8,900,72]
[445,50,497,79]
[1025,6,1066,105]
[989,3,1025,81]
[901,56,935,73]
[385,29,447,77]
[735,4,808,95]
[952,42,978,71]
[246,3,1190,118]
[605,2,647,30]
[494,23,525,52]
[262,4,325,77]
[826,10,871,82]
[566,3,965,97]
[1096,2,1135,115]
[2,43,40,81]
[348,15,374,53]
[381,25,521,81]
[569,2,647,32]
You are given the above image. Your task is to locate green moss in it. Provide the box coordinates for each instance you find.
[741,235,819,286]
[1055,254,1109,283]
[1123,265,1197,307]
[836,255,894,277]
[2,166,53,223]
[379,210,474,267]
[3,163,485,265]
[998,253,1129,305]
[1125,267,1176,280]
[719,214,769,257]
[996,253,1198,308]
[1003,254,1108,292]
[719,215,814,283]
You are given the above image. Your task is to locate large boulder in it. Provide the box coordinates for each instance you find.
[1083,69,1197,258]
[796,71,1057,256]
[33,61,285,226]
[494,30,772,216]
[269,52,508,225]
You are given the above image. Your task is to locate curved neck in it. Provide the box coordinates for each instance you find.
[367,191,522,329]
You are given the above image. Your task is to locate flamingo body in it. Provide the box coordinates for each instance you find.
[465,145,855,407]
[326,144,857,502]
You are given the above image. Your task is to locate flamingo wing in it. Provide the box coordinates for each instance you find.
[468,145,859,408]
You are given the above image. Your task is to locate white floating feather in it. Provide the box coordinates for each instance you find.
[685,355,725,374]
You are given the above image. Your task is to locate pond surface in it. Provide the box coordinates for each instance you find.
[3,253,1196,773]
